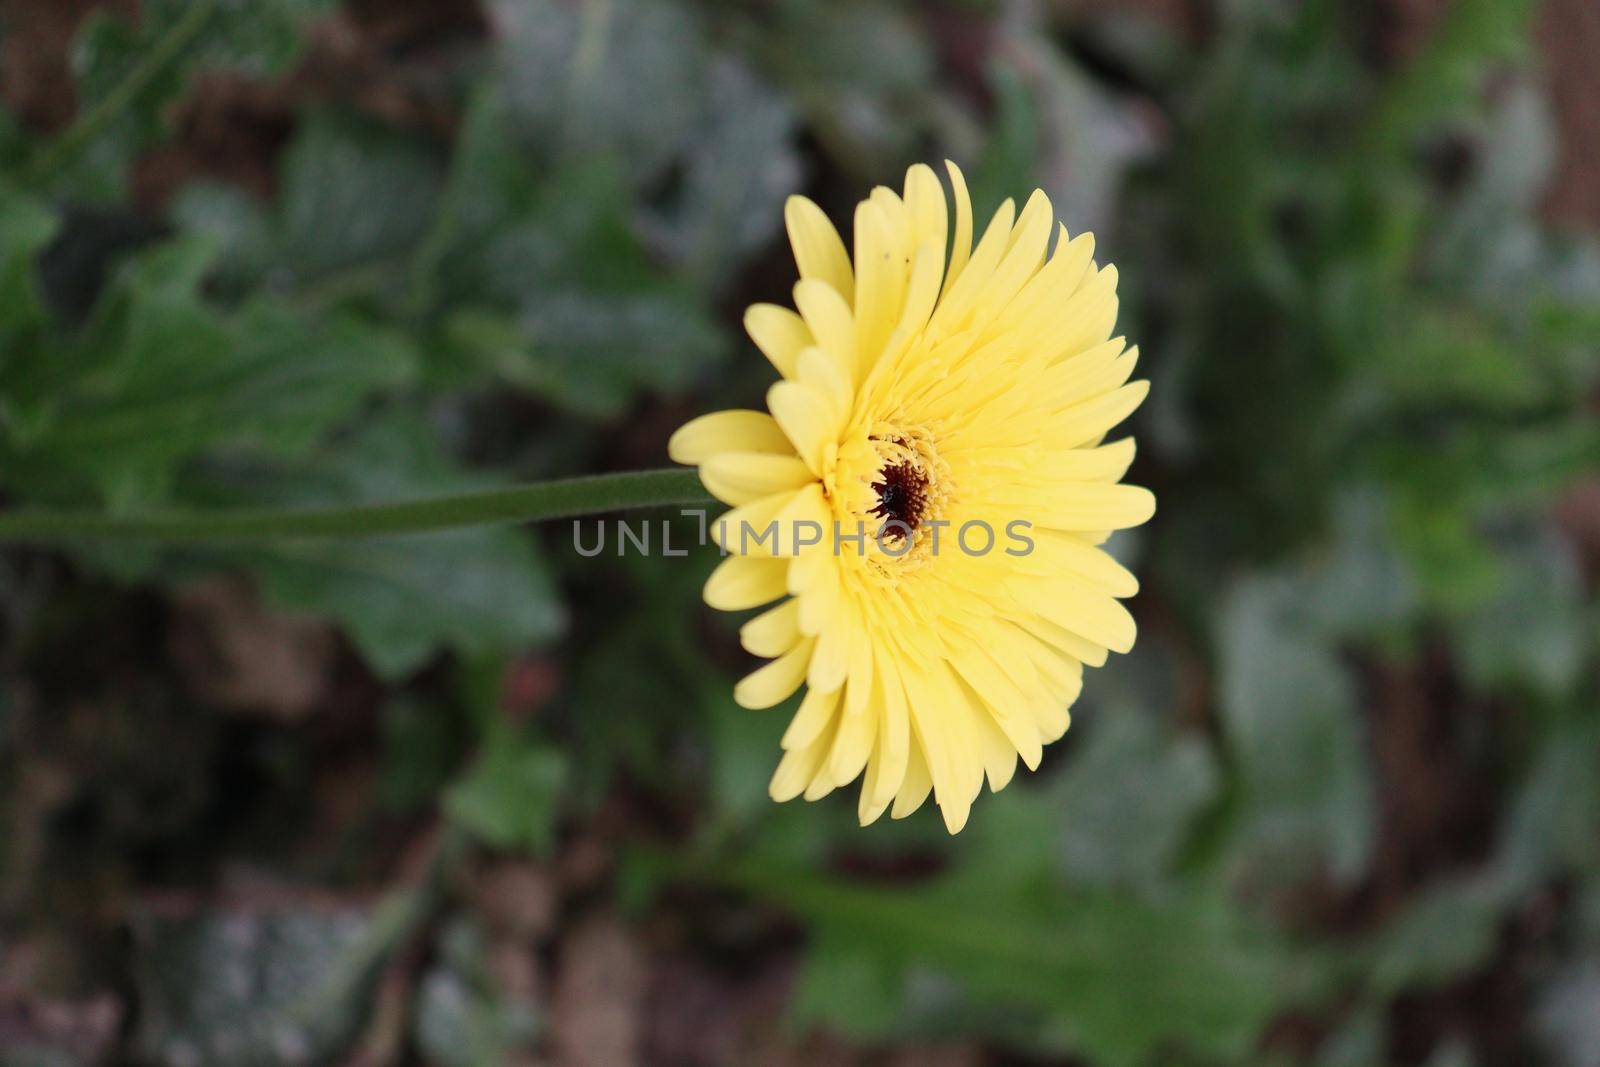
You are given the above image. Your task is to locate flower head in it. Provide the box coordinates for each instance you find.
[670,162,1154,833]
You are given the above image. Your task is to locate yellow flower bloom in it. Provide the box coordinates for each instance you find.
[670,162,1154,833]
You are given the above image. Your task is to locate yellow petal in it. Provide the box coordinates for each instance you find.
[1023,615,1110,668]
[699,452,815,507]
[858,745,890,826]
[740,598,801,657]
[896,238,945,339]
[793,552,842,632]
[941,160,974,302]
[902,163,948,260]
[1044,340,1137,404]
[803,763,839,802]
[807,614,850,693]
[1036,702,1072,745]
[703,555,788,611]
[668,410,793,465]
[1050,264,1120,358]
[968,687,1020,793]
[852,200,906,369]
[949,649,1043,772]
[929,196,1014,336]
[744,304,812,379]
[770,705,840,801]
[1053,381,1150,449]
[1001,227,1095,346]
[890,739,933,819]
[766,380,837,474]
[794,278,857,374]
[1008,577,1138,654]
[1034,483,1156,532]
[785,195,854,301]
[1035,437,1137,483]
[866,651,910,810]
[968,189,1052,335]
[735,637,815,710]
[842,622,875,721]
[709,493,798,555]
[827,683,875,786]
[755,483,833,558]
[900,665,972,834]
[782,683,842,751]
[796,346,852,421]
[868,185,913,251]
[1019,532,1140,596]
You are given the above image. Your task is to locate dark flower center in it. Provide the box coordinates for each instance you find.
[869,461,929,533]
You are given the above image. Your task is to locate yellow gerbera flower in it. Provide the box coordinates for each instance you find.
[669,162,1154,833]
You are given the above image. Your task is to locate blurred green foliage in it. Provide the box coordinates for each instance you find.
[1,0,1597,1065]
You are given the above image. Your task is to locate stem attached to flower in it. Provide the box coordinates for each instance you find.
[0,468,712,544]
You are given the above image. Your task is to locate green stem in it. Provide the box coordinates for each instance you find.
[25,0,218,185]
[0,468,712,544]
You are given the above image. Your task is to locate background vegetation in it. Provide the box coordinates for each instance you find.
[1,0,1597,1064]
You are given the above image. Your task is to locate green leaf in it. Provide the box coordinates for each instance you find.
[723,859,1289,1066]
[446,734,569,854]
[1370,0,1537,151]
[0,108,26,170]
[1389,491,1506,613]
[967,64,1040,225]
[706,686,791,829]
[1363,724,1600,997]
[1494,724,1600,894]
[5,239,234,504]
[0,192,58,350]
[272,111,446,286]
[1369,304,1553,412]
[1217,573,1375,886]
[1315,1009,1386,1067]
[411,83,734,410]
[170,419,566,679]
[429,161,727,415]
[975,33,1156,237]
[50,0,337,201]
[554,537,726,803]
[1454,525,1589,697]
[1428,82,1557,291]
[413,919,542,1067]
[48,9,173,201]
[177,0,339,74]
[644,57,800,291]
[480,0,839,301]
[789,929,912,1037]
[512,288,726,416]
[1379,413,1600,616]
[0,195,60,423]
[1365,874,1506,996]
[132,903,381,1066]
[492,0,709,181]
[218,300,420,456]
[168,182,279,296]
[0,239,417,507]
[749,0,935,177]
[380,696,471,813]
[1299,489,1418,639]
[1534,958,1600,1067]
[175,111,445,298]
[1055,710,1218,887]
